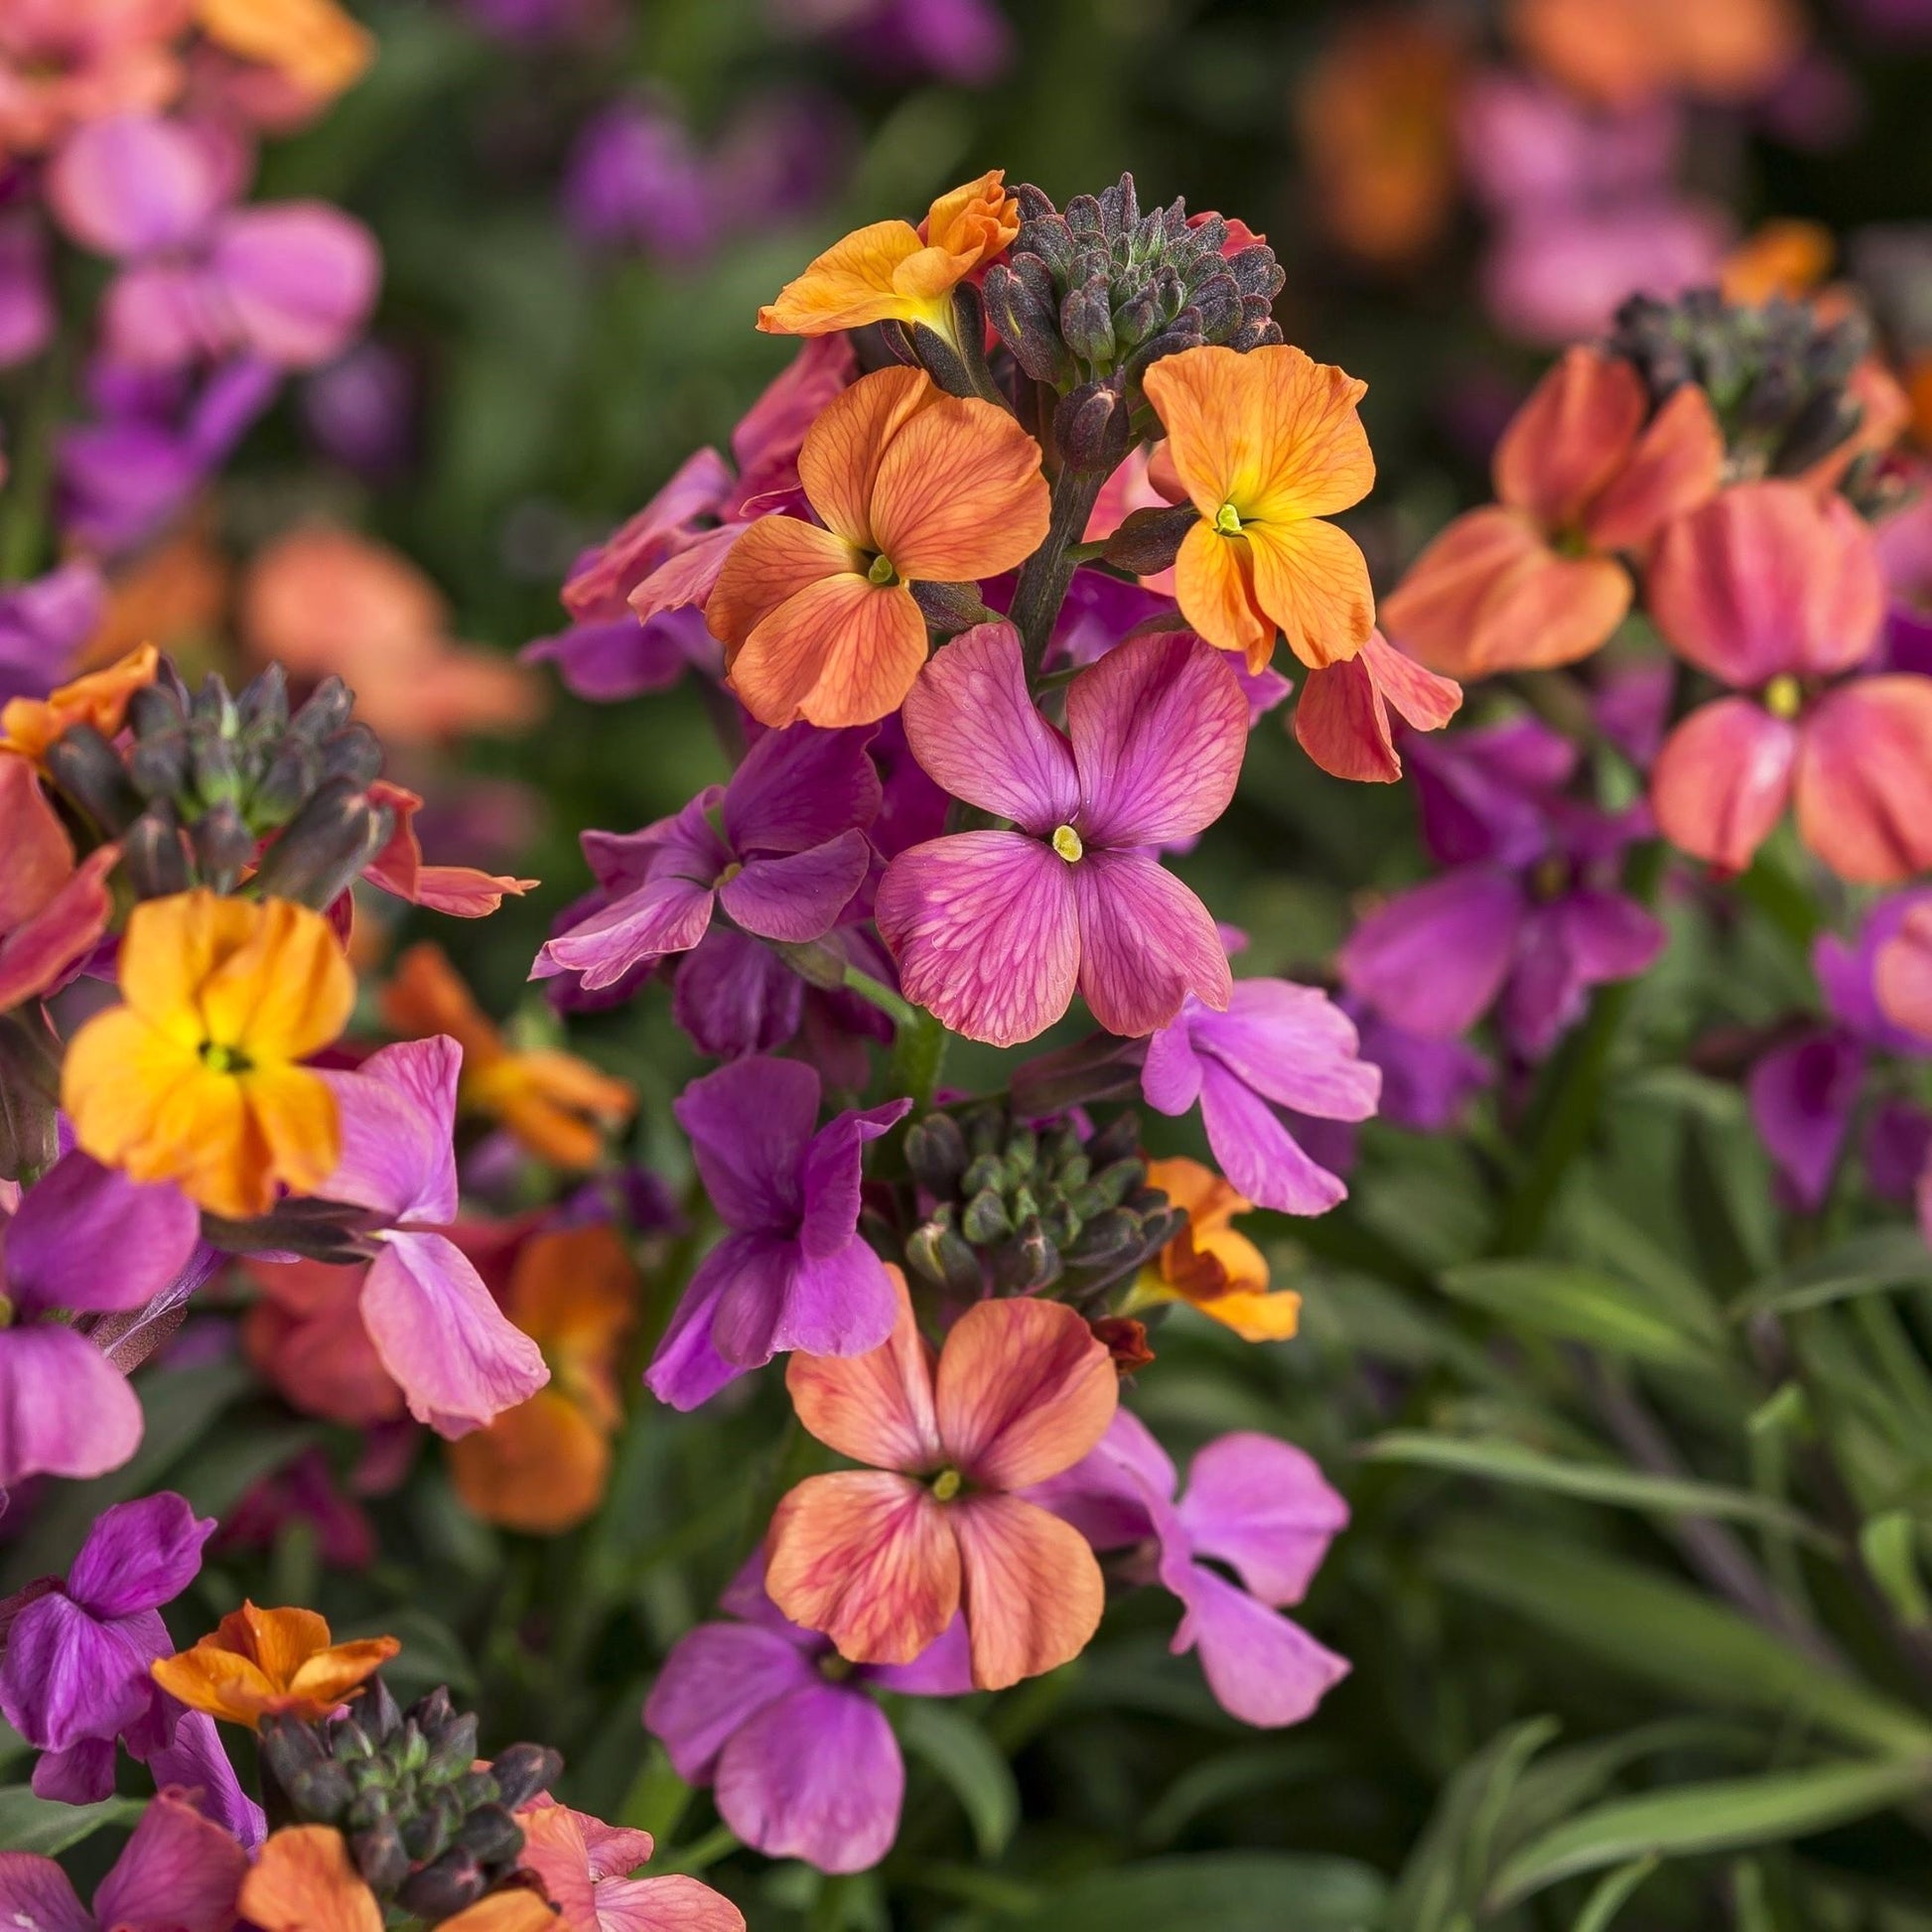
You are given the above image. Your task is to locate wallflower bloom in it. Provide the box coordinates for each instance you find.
[382,941,633,1169]
[1141,343,1376,672]
[196,0,375,100]
[645,1559,973,1874]
[63,891,354,1219]
[1508,0,1804,107]
[1293,627,1462,783]
[0,559,105,702]
[517,1793,748,1932]
[242,1257,406,1427]
[647,1056,908,1411]
[151,1601,398,1727]
[766,1272,1117,1689]
[0,754,120,1014]
[1130,1158,1302,1341]
[1647,481,1932,882]
[757,169,1019,345]
[1033,1410,1350,1727]
[0,0,187,155]
[708,367,1048,726]
[242,1825,561,1932]
[876,623,1244,1045]
[448,1223,637,1534]
[1142,979,1380,1212]
[1381,345,1724,676]
[0,641,158,763]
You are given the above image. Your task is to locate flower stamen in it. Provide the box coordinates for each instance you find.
[1051,824,1084,864]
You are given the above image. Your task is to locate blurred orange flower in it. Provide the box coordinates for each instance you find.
[708,366,1048,726]
[380,941,633,1169]
[151,1602,398,1727]
[1143,344,1377,672]
[243,1258,407,1427]
[197,0,374,99]
[1508,0,1803,106]
[758,170,1019,347]
[448,1223,638,1534]
[1721,220,1834,305]
[87,528,229,669]
[242,1826,557,1932]
[0,643,159,763]
[1131,1158,1302,1342]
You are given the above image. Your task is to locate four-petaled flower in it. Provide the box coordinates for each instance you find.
[151,1601,399,1728]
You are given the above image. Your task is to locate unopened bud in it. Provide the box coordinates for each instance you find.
[124,805,192,898]
[487,1742,562,1812]
[1054,377,1132,472]
[396,1847,485,1920]
[249,780,391,908]
[904,1114,968,1194]
[190,800,256,885]
[288,676,354,747]
[455,1802,523,1864]
[349,1819,410,1892]
[44,725,141,836]
[1102,505,1197,576]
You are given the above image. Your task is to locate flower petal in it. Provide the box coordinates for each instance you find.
[1175,1434,1349,1606]
[1244,515,1375,670]
[870,395,1049,582]
[796,366,934,549]
[319,1036,461,1227]
[1173,520,1271,665]
[93,1786,249,1932]
[1794,678,1932,885]
[0,1855,89,1932]
[719,832,873,943]
[758,219,931,337]
[1876,903,1932,1043]
[643,1622,815,1785]
[1072,849,1231,1038]
[1650,698,1799,874]
[730,576,928,731]
[785,1268,942,1470]
[0,1326,143,1489]
[1294,629,1462,784]
[1195,1056,1350,1216]
[240,1828,384,1932]
[722,723,882,856]
[5,1151,199,1316]
[1491,345,1645,529]
[1170,1564,1349,1727]
[706,515,862,650]
[533,875,716,992]
[949,1493,1105,1690]
[1580,381,1724,551]
[68,1491,214,1619]
[1337,869,1525,1037]
[674,1055,819,1234]
[0,1591,158,1752]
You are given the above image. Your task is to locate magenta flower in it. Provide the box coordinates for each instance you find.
[1143,980,1381,1215]
[1033,1411,1350,1727]
[646,1056,907,1411]
[0,208,53,368]
[562,99,714,260]
[0,1154,200,1491]
[0,1788,247,1932]
[876,622,1244,1047]
[47,112,379,373]
[0,560,104,703]
[318,1036,548,1438]
[534,724,881,995]
[644,1557,971,1873]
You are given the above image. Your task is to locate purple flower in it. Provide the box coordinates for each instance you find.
[645,1056,908,1411]
[1356,1008,1492,1133]
[1143,981,1381,1215]
[781,0,1014,83]
[523,604,720,704]
[875,622,1243,1047]
[1338,718,1665,1060]
[301,340,415,476]
[0,208,53,367]
[0,1154,201,1491]
[1033,1411,1350,1727]
[0,560,105,704]
[562,100,713,259]
[644,1557,971,1872]
[0,1788,248,1932]
[534,724,881,995]
[319,1036,548,1438]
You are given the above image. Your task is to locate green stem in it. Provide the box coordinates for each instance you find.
[658,1822,740,1874]
[1010,464,1108,684]
[841,963,920,1032]
[0,345,66,583]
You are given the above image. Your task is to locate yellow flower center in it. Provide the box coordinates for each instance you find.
[1213,500,1244,537]
[1530,854,1570,901]
[1051,824,1084,863]
[716,861,744,888]
[1763,673,1804,720]
[867,553,899,588]
[199,1040,253,1075]
[0,1292,13,1329]
[931,1466,963,1502]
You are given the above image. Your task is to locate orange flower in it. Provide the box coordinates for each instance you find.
[198,0,374,99]
[1721,220,1834,305]
[1380,345,1723,678]
[1508,0,1803,106]
[0,643,158,763]
[758,171,1019,347]
[707,366,1049,726]
[1142,344,1377,673]
[448,1224,637,1534]
[241,1828,557,1932]
[151,1602,399,1727]
[380,942,633,1169]
[1130,1158,1303,1342]
[63,891,354,1219]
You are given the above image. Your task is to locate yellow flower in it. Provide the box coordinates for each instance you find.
[63,891,354,1219]
[197,0,374,100]
[757,170,1020,347]
[151,1602,399,1728]
[1128,1157,1303,1342]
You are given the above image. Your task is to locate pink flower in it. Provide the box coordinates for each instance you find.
[765,1272,1117,1690]
[515,1795,745,1932]
[875,622,1244,1046]
[1647,481,1932,882]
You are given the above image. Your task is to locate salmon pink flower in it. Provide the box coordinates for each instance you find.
[242,1258,406,1428]
[1033,1409,1350,1727]
[0,754,120,1014]
[757,170,1019,347]
[1647,480,1932,882]
[1381,345,1723,676]
[707,366,1048,727]
[876,622,1244,1046]
[515,1794,747,1932]
[0,0,188,156]
[361,780,538,919]
[150,1601,399,1728]
[1293,627,1462,783]
[765,1272,1117,1690]
[1129,1158,1304,1341]
[1141,343,1377,672]
[1508,0,1804,107]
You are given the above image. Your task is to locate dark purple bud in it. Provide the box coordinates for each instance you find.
[1102,505,1198,576]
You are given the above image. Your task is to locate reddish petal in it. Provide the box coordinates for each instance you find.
[1795,678,1932,885]
[764,1470,960,1666]
[786,1267,942,1471]
[950,1494,1105,1690]
[1650,698,1798,873]
[1876,904,1932,1043]
[1072,849,1231,1037]
[1581,382,1724,551]
[1492,345,1645,529]
[1294,630,1462,783]
[934,1296,1117,1490]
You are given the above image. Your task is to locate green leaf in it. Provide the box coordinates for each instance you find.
[1142,1740,1338,1848]
[0,1785,144,1855]
[897,1701,1020,1860]
[1572,1857,1660,1932]
[1014,1854,1387,1931]
[355,1606,477,1699]
[1861,1511,1932,1628]
[1488,1757,1932,1907]
[1430,1520,1932,1756]
[1360,1433,1834,1548]
[1437,1262,1720,1369]
[1728,1229,1932,1318]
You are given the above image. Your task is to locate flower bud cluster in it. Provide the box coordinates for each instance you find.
[903,1104,1179,1300]
[260,1679,561,1922]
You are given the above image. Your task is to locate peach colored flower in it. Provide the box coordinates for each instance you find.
[758,171,1019,348]
[1142,343,1377,673]
[707,367,1048,727]
[0,643,159,763]
[1721,220,1834,305]
[0,0,189,155]
[242,1258,407,1428]
[1128,1158,1302,1342]
[151,1601,398,1727]
[1507,0,1804,107]
[241,1828,559,1932]
[1381,345,1723,678]
[197,0,374,101]
[766,1270,1116,1691]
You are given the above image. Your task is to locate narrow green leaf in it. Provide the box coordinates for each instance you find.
[1489,1757,1932,1906]
[1142,1740,1336,1849]
[1728,1229,1932,1318]
[1572,1857,1659,1932]
[1438,1262,1719,1369]
[897,1701,1020,1860]
[1361,1433,1834,1548]
[0,1785,144,1855]
[1015,1854,1387,1931]
[1861,1511,1932,1628]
